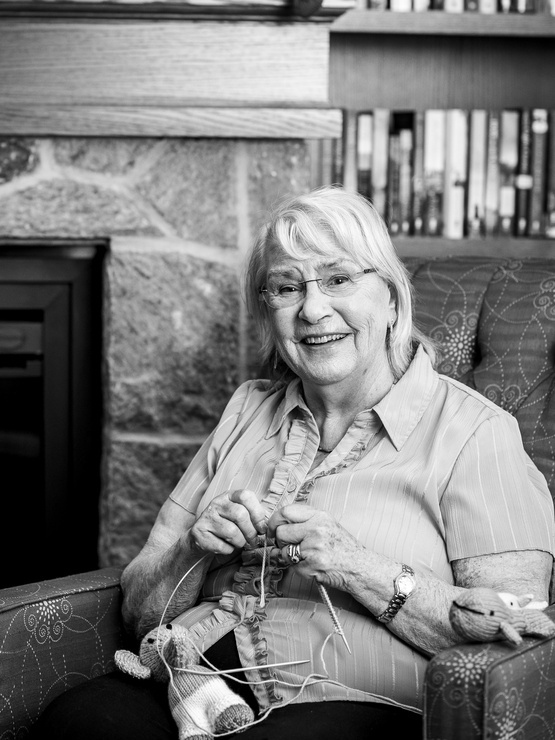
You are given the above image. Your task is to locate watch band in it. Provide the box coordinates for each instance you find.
[376,564,415,624]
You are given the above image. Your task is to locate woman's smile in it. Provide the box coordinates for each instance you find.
[299,333,349,345]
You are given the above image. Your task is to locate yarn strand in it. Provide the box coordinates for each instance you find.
[152,541,362,739]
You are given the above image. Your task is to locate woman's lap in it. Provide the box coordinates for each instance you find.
[28,631,422,739]
[28,671,422,740]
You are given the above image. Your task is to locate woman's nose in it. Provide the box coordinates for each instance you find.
[298,280,333,323]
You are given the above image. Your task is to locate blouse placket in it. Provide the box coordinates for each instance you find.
[225,406,384,709]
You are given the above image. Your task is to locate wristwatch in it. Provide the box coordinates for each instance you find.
[376,564,416,624]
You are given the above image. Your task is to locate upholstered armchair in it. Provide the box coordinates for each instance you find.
[409,257,555,740]
[2,257,555,739]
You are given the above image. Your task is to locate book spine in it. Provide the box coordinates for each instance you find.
[413,0,431,10]
[478,0,497,12]
[515,109,532,236]
[484,110,501,236]
[371,109,390,219]
[546,110,555,238]
[320,139,334,187]
[423,110,446,237]
[390,0,412,10]
[444,109,468,239]
[528,109,549,236]
[534,0,554,12]
[308,139,332,189]
[466,110,488,237]
[387,132,402,236]
[357,112,373,200]
[498,109,520,236]
[399,126,414,236]
[412,111,425,236]
[515,0,534,12]
[332,135,343,186]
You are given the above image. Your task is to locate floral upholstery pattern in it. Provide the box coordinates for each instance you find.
[0,567,125,737]
[1,257,555,739]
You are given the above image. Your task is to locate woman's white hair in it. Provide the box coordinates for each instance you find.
[244,185,435,380]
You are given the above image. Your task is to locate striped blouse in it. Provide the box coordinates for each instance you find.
[169,345,555,714]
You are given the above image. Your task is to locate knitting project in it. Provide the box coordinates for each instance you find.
[115,623,254,739]
[449,588,555,647]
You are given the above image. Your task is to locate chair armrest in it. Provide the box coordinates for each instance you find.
[0,567,127,736]
[424,604,555,740]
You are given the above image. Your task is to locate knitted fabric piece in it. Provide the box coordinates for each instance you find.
[168,665,254,738]
[116,624,254,738]
[114,649,152,679]
[449,588,555,646]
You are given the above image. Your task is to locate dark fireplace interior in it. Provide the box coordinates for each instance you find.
[0,241,106,587]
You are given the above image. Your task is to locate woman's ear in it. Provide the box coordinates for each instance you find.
[387,286,398,329]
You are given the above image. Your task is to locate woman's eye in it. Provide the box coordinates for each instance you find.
[277,283,301,295]
[327,274,351,287]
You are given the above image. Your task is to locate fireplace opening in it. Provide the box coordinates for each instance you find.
[0,240,106,588]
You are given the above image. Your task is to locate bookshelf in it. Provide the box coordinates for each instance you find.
[329,9,555,252]
[330,11,555,110]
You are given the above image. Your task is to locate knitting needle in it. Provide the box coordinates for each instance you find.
[316,581,352,654]
[257,531,351,654]
[179,659,311,674]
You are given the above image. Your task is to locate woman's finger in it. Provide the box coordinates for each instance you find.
[190,515,243,555]
[193,489,266,552]
[267,503,318,538]
[228,489,268,536]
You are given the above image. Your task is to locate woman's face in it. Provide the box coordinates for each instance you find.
[265,244,397,396]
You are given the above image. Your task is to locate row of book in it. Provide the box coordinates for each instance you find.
[355,109,555,239]
[367,0,553,12]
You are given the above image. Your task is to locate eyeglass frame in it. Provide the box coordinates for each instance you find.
[258,267,377,309]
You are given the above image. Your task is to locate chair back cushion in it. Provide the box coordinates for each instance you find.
[406,257,555,501]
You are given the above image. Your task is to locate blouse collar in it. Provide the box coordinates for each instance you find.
[265,345,438,451]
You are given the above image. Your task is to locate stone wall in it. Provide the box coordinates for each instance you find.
[0,135,312,567]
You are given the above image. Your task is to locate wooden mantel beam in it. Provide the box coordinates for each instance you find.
[0,20,330,107]
[0,8,346,138]
[0,105,343,138]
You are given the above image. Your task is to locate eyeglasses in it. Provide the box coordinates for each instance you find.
[259,268,377,309]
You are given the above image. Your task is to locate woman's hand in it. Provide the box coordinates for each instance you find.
[190,489,268,556]
[267,503,365,591]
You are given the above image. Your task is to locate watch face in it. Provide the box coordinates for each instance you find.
[397,573,415,597]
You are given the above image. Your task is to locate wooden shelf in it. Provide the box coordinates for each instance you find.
[0,0,352,21]
[332,9,555,37]
[330,11,555,109]
[393,237,555,259]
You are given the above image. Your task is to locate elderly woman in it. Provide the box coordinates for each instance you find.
[31,187,554,740]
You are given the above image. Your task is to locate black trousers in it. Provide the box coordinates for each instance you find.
[29,632,423,740]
